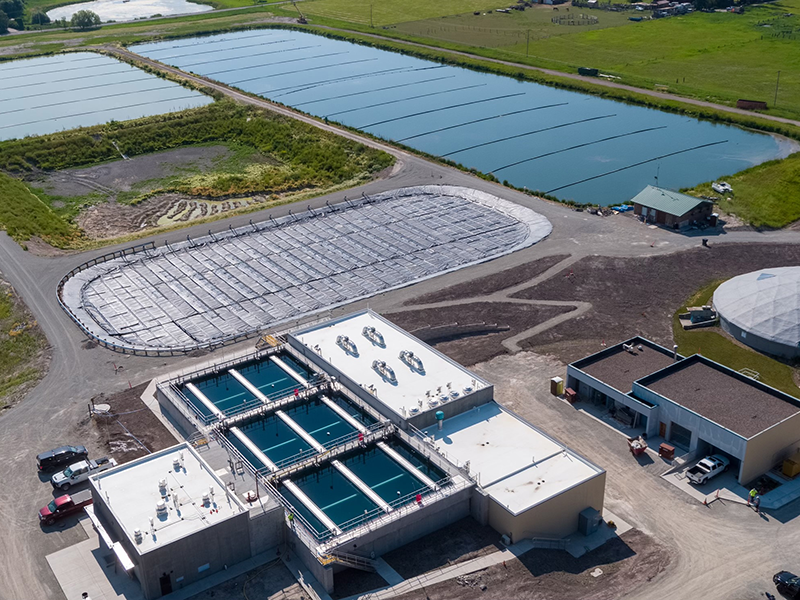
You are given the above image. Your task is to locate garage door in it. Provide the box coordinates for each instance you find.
[669,423,692,451]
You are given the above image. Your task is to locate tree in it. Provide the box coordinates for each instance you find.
[0,10,7,33]
[31,11,51,25]
[0,0,22,19]
[70,9,100,29]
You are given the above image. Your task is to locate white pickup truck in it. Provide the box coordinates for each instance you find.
[686,454,730,485]
[51,457,116,490]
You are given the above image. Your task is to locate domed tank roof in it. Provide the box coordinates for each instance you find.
[713,267,800,349]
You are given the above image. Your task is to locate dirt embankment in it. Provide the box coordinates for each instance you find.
[514,243,800,363]
[392,529,669,600]
[73,382,177,464]
[387,302,572,366]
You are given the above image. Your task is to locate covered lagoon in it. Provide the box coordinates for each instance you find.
[0,52,212,141]
[134,30,794,205]
[47,0,211,23]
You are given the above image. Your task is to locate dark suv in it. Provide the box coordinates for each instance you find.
[774,571,800,599]
[36,446,88,473]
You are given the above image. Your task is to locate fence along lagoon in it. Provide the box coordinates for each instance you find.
[133,30,792,205]
[0,52,211,142]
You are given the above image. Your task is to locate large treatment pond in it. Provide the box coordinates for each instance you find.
[180,352,313,419]
[48,0,211,24]
[226,393,376,469]
[278,440,447,539]
[0,52,211,141]
[132,30,794,205]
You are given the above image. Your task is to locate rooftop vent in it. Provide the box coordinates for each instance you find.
[362,326,385,347]
[372,360,396,383]
[158,478,168,495]
[133,528,143,544]
[399,350,424,373]
[202,492,210,506]
[156,500,167,516]
[173,458,181,472]
[336,335,358,356]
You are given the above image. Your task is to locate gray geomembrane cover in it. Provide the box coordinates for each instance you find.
[60,186,551,352]
[713,267,800,348]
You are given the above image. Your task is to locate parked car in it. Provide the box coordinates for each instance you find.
[36,446,88,473]
[51,457,116,491]
[38,490,93,526]
[686,454,730,485]
[774,571,800,598]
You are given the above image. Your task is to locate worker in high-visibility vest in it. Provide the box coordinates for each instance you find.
[748,488,757,505]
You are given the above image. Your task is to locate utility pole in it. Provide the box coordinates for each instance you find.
[774,70,781,107]
[526,29,530,57]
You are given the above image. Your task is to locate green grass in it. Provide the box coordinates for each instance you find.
[673,280,800,398]
[394,5,632,49]
[279,0,800,121]
[298,0,506,27]
[686,151,800,229]
[0,172,81,246]
[0,285,48,406]
[0,101,393,248]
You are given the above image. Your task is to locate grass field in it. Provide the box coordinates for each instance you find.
[0,278,49,408]
[673,280,800,398]
[288,0,800,121]
[0,101,392,248]
[0,173,80,247]
[394,5,632,49]
[687,151,800,228]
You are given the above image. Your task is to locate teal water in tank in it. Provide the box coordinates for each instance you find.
[226,413,314,468]
[132,30,795,206]
[180,352,315,416]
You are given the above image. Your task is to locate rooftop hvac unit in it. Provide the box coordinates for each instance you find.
[173,458,181,472]
[156,500,167,516]
[202,492,210,506]
[133,528,143,544]
[362,326,385,347]
[158,478,168,495]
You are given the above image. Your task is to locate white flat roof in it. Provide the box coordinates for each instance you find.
[91,443,246,554]
[293,311,489,418]
[423,403,601,515]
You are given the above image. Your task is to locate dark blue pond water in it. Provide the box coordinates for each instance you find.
[133,30,794,205]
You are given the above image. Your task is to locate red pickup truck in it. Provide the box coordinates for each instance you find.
[39,490,93,525]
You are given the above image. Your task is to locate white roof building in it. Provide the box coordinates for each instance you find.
[291,310,493,425]
[422,402,604,526]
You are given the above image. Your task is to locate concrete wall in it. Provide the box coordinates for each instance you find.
[632,383,748,460]
[487,472,606,543]
[406,386,494,430]
[155,385,200,438]
[248,502,285,557]
[139,511,252,599]
[741,412,800,484]
[291,531,335,593]
[470,487,490,527]
[91,489,253,600]
[719,317,800,359]
[566,367,659,437]
[335,484,473,558]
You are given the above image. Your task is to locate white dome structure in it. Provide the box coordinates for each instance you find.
[714,267,800,358]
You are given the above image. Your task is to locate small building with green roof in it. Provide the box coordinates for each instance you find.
[631,185,714,229]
